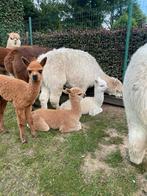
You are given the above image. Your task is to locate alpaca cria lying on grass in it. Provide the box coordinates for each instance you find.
[0,56,47,143]
[38,48,123,109]
[6,32,21,48]
[123,43,147,164]
[32,87,84,133]
[4,46,49,82]
[60,77,107,116]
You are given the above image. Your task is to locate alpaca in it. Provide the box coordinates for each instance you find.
[0,56,47,143]
[4,46,50,82]
[60,77,107,116]
[123,43,147,164]
[6,32,21,48]
[31,87,84,133]
[38,48,123,109]
[0,47,12,74]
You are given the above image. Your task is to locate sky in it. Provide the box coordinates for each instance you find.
[138,0,147,15]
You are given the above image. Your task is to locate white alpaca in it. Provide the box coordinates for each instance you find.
[38,48,123,108]
[60,77,107,116]
[6,32,21,48]
[123,43,147,164]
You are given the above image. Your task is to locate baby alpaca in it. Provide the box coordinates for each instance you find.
[60,77,107,116]
[123,43,147,164]
[0,56,47,143]
[32,87,84,133]
[6,32,21,48]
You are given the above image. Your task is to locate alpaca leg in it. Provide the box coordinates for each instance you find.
[60,122,82,133]
[127,111,147,165]
[15,108,27,143]
[39,86,50,109]
[50,88,63,108]
[0,98,7,131]
[32,114,50,132]
[89,107,103,116]
[25,107,36,137]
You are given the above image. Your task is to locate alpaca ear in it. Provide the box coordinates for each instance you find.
[40,57,47,67]
[21,56,30,67]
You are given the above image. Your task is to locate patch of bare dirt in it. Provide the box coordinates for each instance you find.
[102,104,125,118]
[81,144,117,179]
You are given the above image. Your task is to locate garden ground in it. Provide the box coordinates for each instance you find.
[0,103,146,195]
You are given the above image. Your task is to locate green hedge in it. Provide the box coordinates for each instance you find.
[31,28,147,81]
[0,0,24,46]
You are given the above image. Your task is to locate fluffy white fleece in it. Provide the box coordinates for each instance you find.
[123,43,147,165]
[6,32,21,48]
[60,77,107,116]
[38,48,122,108]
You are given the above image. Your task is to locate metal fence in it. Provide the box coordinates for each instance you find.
[23,0,147,80]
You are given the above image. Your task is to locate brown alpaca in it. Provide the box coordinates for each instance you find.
[4,46,50,82]
[0,47,12,74]
[32,87,84,133]
[0,56,47,143]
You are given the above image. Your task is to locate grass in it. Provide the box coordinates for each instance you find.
[0,103,146,195]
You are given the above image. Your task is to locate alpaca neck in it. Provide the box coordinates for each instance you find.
[94,88,104,105]
[6,41,20,49]
[28,80,41,102]
[100,74,112,91]
[70,96,81,116]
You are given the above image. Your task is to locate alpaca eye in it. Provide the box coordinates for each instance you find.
[28,70,32,74]
[39,70,42,74]
[100,85,105,87]
[10,37,13,40]
[78,93,82,96]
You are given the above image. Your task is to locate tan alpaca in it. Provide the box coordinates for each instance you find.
[32,87,84,133]
[6,32,21,48]
[0,57,47,143]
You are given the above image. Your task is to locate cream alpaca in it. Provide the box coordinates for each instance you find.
[123,43,147,164]
[6,32,21,48]
[60,77,107,116]
[38,48,122,109]
[32,87,84,133]
[0,57,47,143]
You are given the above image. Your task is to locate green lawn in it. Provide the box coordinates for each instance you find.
[0,103,146,195]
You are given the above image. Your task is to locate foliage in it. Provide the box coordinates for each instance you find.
[22,0,39,21]
[112,2,146,29]
[0,0,24,46]
[32,29,126,81]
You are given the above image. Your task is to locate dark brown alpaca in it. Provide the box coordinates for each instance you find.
[0,57,47,143]
[4,46,50,82]
[0,47,12,74]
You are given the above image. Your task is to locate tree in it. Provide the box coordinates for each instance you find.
[0,0,24,46]
[63,0,105,28]
[103,0,129,29]
[22,0,39,21]
[112,2,146,29]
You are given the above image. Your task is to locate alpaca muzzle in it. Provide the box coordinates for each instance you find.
[32,74,38,81]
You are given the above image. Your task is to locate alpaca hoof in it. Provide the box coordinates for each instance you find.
[21,138,27,144]
[32,132,37,138]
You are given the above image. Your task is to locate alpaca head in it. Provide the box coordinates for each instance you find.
[95,77,107,92]
[21,57,47,83]
[63,87,84,101]
[107,77,123,98]
[7,32,21,48]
